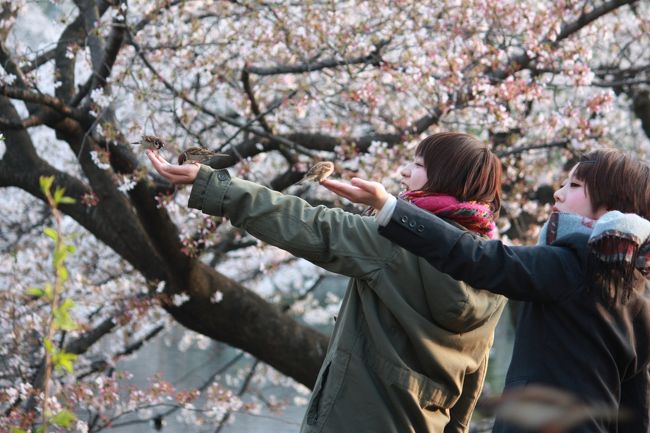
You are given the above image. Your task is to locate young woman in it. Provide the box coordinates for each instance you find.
[147,133,506,433]
[323,149,650,433]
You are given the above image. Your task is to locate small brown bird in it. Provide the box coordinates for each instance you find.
[132,134,166,150]
[299,161,335,184]
[177,147,228,165]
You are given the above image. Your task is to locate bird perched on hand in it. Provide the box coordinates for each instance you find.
[132,134,166,150]
[177,147,228,165]
[299,161,335,184]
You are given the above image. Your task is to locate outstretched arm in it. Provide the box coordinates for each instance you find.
[378,199,584,302]
[323,177,584,302]
[148,154,396,278]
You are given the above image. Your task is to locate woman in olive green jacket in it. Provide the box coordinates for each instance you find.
[147,132,506,433]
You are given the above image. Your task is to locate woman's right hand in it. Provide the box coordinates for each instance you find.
[146,149,200,185]
[321,178,389,210]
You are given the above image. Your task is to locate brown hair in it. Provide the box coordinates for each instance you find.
[574,149,650,219]
[416,132,502,214]
[573,149,650,302]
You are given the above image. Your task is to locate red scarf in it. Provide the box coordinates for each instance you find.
[401,191,497,239]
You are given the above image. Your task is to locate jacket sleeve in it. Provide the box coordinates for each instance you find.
[187,166,396,278]
[619,364,650,433]
[377,199,584,302]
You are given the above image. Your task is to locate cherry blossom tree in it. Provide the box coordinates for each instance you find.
[1,0,648,431]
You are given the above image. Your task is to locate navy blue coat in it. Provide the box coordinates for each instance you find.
[379,199,650,433]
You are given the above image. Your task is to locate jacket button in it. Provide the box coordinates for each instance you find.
[401,216,408,224]
[409,221,416,228]
[417,225,424,232]
[218,172,228,181]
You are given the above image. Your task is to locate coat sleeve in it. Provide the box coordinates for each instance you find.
[377,199,584,302]
[618,365,650,433]
[187,166,396,278]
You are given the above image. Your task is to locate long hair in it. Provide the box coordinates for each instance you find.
[416,132,502,215]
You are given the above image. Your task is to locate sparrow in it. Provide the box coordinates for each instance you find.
[132,135,166,150]
[299,161,335,184]
[177,147,228,165]
[476,384,627,433]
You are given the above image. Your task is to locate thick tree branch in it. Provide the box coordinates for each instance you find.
[76,0,107,77]
[72,17,127,106]
[0,84,89,122]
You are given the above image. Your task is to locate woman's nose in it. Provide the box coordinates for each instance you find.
[400,165,410,177]
[553,188,563,203]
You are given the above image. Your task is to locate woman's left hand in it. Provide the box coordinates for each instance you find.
[146,149,200,185]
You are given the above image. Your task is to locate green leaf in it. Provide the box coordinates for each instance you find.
[10,427,26,433]
[26,287,45,297]
[66,244,76,254]
[39,176,54,196]
[54,187,65,204]
[53,298,77,330]
[53,351,77,373]
[53,248,69,268]
[51,409,76,428]
[59,196,76,204]
[43,283,53,300]
[60,297,75,310]
[35,426,44,433]
[53,306,77,331]
[43,338,55,354]
[58,265,69,282]
[43,227,58,241]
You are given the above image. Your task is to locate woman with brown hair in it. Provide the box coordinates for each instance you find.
[147,132,506,433]
[324,148,650,433]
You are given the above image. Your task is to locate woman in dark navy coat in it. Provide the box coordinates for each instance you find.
[324,146,650,433]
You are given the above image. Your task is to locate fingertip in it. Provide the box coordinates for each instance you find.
[351,177,369,187]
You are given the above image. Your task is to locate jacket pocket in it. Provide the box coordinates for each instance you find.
[366,351,459,410]
[393,366,458,410]
[305,350,351,428]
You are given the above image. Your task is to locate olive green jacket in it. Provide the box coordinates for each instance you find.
[188,166,506,433]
